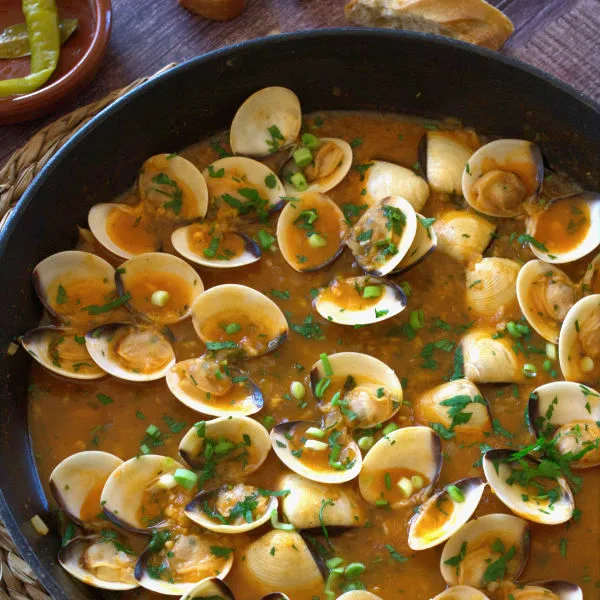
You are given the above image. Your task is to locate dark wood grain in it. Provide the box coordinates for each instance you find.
[0,0,598,167]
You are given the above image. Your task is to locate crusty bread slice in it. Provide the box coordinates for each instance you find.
[345,0,514,50]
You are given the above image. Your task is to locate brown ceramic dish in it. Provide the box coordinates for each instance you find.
[0,0,112,124]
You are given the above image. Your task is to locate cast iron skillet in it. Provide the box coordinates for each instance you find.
[0,29,598,600]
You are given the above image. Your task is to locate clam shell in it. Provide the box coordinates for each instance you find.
[49,451,122,525]
[313,276,407,326]
[392,212,438,274]
[462,139,543,217]
[21,326,105,380]
[337,593,384,600]
[359,426,442,508]
[276,191,348,272]
[181,578,235,600]
[504,581,582,600]
[408,478,486,551]
[582,252,600,294]
[364,160,430,211]
[482,449,574,524]
[431,586,490,600]
[191,284,288,358]
[230,87,301,156]
[433,210,496,264]
[440,513,530,586]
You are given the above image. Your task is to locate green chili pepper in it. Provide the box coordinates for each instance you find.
[0,0,60,97]
[0,18,77,60]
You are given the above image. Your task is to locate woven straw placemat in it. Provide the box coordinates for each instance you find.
[0,63,176,600]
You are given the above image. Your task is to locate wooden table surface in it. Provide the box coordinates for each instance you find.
[0,0,598,167]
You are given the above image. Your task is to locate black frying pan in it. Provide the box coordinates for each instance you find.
[0,29,598,600]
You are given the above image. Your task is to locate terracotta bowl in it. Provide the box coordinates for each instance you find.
[0,0,112,124]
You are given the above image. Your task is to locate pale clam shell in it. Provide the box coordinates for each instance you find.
[393,212,438,274]
[180,578,235,600]
[430,586,490,600]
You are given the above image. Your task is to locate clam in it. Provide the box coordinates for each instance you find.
[497,581,582,600]
[100,454,186,534]
[181,577,235,600]
[528,381,600,469]
[345,195,419,276]
[276,191,348,272]
[462,139,543,217]
[59,534,138,591]
[184,483,278,533]
[271,420,362,484]
[310,351,403,428]
[408,478,486,551]
[191,284,288,358]
[558,294,600,383]
[431,586,490,600]
[359,426,442,508]
[466,257,521,319]
[49,451,123,525]
[171,224,261,268]
[86,323,176,382]
[239,530,325,597]
[116,252,204,325]
[414,379,492,437]
[582,252,600,295]
[362,160,430,211]
[439,513,530,587]
[525,192,600,264]
[230,86,301,156]
[433,210,496,263]
[203,156,286,218]
[392,213,438,274]
[282,137,352,196]
[418,131,475,195]
[166,357,263,417]
[32,250,117,326]
[313,275,407,326]
[21,326,105,380]
[88,203,160,260]
[135,531,233,596]
[461,329,523,383]
[337,593,383,600]
[278,473,366,529]
[138,153,209,221]
[516,260,579,343]
[179,416,271,477]
[482,448,574,524]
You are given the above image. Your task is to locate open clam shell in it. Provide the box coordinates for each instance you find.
[135,531,233,596]
[191,284,288,358]
[431,586,490,600]
[526,192,600,264]
[167,357,263,417]
[462,139,543,217]
[276,191,348,272]
[116,252,204,325]
[363,160,430,211]
[179,416,271,477]
[516,260,579,344]
[408,478,486,551]
[230,86,301,156]
[184,483,278,533]
[500,581,582,600]
[86,323,176,382]
[433,210,496,264]
[482,448,574,524]
[558,294,600,383]
[49,451,123,525]
[418,130,474,195]
[337,593,383,600]
[461,328,524,383]
[440,513,530,587]
[32,250,117,326]
[181,577,235,600]
[359,426,442,509]
[582,252,600,294]
[59,534,139,591]
[466,257,520,319]
[171,225,261,268]
[392,212,437,274]
[270,420,362,484]
[414,379,492,437]
[346,195,419,276]
[100,454,185,534]
[88,203,160,260]
[310,351,403,428]
[278,473,365,529]
[138,153,208,221]
[314,276,407,326]
[21,326,105,380]
[282,137,352,196]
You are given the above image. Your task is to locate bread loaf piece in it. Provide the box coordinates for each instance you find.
[345,0,514,51]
